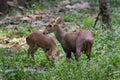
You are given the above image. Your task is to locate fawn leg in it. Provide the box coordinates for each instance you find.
[30,45,38,60]
[27,46,33,58]
[45,49,55,65]
[27,48,31,59]
[45,52,50,61]
[31,48,38,60]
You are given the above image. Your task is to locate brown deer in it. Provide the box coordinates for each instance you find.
[43,17,94,65]
[26,31,59,65]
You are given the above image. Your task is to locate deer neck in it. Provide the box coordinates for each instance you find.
[54,26,65,43]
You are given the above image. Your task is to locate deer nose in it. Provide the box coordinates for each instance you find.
[43,31,48,35]
[43,31,46,34]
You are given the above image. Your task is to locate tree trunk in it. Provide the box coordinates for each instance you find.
[0,0,8,14]
[99,0,110,30]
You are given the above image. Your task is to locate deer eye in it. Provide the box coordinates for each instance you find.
[49,25,52,28]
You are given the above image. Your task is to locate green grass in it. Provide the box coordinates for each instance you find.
[0,1,120,80]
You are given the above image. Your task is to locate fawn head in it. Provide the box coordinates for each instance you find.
[43,17,63,34]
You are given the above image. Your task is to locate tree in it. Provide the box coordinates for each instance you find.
[93,0,110,30]
[0,0,8,14]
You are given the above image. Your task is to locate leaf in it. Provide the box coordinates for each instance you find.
[28,15,37,21]
[0,69,2,72]
[7,0,18,7]
[0,12,4,16]
[5,69,15,73]
[21,17,31,22]
[31,21,44,27]
[84,18,92,24]
[6,25,18,30]
[66,2,90,9]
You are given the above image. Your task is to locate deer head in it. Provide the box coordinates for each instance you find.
[43,17,63,34]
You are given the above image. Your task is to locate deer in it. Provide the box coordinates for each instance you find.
[26,31,59,65]
[43,17,94,65]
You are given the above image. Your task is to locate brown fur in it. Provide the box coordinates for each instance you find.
[43,17,94,64]
[26,31,59,65]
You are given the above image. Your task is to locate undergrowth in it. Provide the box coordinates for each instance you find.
[0,0,120,80]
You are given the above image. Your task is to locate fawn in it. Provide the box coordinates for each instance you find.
[26,31,59,65]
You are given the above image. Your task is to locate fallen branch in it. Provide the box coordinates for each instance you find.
[93,11,101,28]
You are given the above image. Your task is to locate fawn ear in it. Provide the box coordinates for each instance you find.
[55,17,63,24]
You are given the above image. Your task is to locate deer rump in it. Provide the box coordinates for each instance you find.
[62,31,93,58]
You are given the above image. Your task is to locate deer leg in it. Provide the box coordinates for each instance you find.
[66,52,71,63]
[31,48,38,60]
[45,52,50,61]
[30,45,38,60]
[75,48,81,65]
[66,53,71,62]
[46,50,55,65]
[44,49,50,61]
[63,47,71,62]
[51,56,55,65]
[27,47,31,59]
[86,43,92,61]
[86,50,92,61]
[27,46,34,59]
[86,53,91,61]
[76,39,85,65]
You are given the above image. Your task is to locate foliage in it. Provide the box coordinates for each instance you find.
[0,0,120,80]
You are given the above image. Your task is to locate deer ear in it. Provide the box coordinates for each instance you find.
[55,17,63,24]
[50,19,55,24]
[43,19,55,26]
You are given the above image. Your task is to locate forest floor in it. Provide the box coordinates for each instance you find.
[0,0,120,80]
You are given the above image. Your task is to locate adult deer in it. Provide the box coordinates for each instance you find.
[43,17,94,65]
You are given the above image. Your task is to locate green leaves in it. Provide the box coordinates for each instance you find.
[0,0,120,80]
[64,13,78,22]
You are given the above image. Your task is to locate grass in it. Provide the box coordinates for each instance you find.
[0,1,120,80]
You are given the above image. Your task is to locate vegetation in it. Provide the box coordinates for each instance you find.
[0,0,120,80]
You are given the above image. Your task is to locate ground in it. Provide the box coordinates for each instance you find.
[0,0,120,80]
